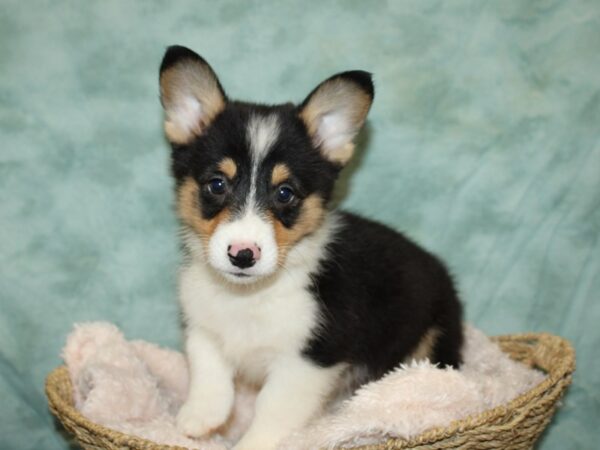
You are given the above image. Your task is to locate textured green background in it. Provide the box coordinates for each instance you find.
[1,1,598,449]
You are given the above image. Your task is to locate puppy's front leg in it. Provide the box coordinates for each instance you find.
[176,328,234,438]
[233,356,341,450]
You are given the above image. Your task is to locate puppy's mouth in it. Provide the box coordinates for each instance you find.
[221,270,262,284]
[231,272,251,278]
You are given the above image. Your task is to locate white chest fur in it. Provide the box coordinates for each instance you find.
[179,262,318,382]
[178,215,339,384]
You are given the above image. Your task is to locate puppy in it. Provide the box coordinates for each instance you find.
[159,45,463,450]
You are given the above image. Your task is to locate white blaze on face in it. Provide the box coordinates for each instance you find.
[245,114,281,211]
[207,114,281,283]
[247,114,280,160]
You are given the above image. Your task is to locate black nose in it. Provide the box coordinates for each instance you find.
[228,248,256,269]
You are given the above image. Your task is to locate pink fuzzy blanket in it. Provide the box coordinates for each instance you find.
[63,323,545,449]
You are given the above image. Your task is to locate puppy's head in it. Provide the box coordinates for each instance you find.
[160,45,373,284]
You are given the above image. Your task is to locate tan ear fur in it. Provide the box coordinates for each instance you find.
[299,73,373,164]
[160,57,225,145]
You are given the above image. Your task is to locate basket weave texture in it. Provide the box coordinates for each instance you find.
[46,333,575,450]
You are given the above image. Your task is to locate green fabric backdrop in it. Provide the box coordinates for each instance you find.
[1,1,598,448]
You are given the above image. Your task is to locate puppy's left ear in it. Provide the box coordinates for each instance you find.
[299,71,374,165]
[159,46,227,145]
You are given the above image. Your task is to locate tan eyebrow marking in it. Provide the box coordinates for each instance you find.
[218,157,237,179]
[271,163,291,185]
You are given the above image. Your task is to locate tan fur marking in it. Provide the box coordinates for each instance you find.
[218,157,237,180]
[177,177,230,241]
[164,121,196,145]
[270,195,325,263]
[299,79,372,164]
[160,61,226,145]
[330,143,355,164]
[271,163,291,185]
[405,327,441,363]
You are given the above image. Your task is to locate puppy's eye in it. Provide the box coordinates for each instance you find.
[276,184,295,204]
[207,177,227,195]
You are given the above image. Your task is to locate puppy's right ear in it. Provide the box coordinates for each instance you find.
[159,46,227,145]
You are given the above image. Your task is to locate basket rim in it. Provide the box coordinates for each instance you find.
[354,332,576,450]
[45,331,576,450]
[46,364,189,449]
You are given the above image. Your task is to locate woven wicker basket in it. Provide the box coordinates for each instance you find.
[46,333,575,450]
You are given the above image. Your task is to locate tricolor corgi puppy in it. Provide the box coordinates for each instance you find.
[159,45,463,450]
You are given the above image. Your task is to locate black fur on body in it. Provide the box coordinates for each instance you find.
[306,212,463,380]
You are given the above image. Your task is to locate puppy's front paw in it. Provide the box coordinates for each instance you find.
[233,433,279,450]
[176,398,230,438]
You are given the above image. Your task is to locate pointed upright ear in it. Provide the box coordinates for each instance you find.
[299,71,374,165]
[159,46,227,145]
